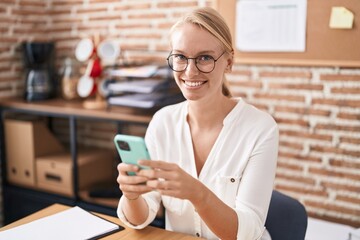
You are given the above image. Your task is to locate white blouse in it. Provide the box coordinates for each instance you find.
[117,99,279,240]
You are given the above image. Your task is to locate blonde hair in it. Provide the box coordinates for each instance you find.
[169,7,234,97]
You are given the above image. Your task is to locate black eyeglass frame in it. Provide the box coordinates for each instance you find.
[166,51,226,73]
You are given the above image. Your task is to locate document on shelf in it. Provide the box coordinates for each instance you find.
[108,92,184,109]
[0,206,124,240]
[235,0,307,52]
[107,78,169,94]
[107,65,159,78]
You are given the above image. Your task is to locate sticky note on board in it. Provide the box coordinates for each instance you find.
[329,7,354,29]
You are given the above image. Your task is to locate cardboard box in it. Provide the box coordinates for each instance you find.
[4,119,64,187]
[36,149,114,196]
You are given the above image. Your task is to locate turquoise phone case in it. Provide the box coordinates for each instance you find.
[114,134,150,176]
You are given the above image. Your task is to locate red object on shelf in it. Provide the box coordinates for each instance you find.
[90,57,102,78]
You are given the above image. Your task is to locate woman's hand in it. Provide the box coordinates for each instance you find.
[116,162,153,200]
[137,160,205,205]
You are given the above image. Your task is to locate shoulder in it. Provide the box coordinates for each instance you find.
[151,101,186,123]
[234,99,278,134]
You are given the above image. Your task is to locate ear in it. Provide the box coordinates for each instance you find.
[225,51,234,73]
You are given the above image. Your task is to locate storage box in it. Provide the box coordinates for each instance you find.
[4,119,64,187]
[36,149,114,196]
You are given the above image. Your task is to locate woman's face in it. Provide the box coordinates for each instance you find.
[170,23,231,102]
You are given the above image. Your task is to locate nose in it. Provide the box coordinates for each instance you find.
[184,59,199,76]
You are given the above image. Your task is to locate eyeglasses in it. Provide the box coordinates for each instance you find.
[167,51,226,73]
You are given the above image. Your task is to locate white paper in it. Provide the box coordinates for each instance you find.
[107,79,168,94]
[0,206,120,240]
[107,65,158,78]
[236,0,307,52]
[305,217,355,240]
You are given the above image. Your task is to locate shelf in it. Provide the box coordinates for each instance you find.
[0,98,154,226]
[0,98,152,124]
[79,190,119,209]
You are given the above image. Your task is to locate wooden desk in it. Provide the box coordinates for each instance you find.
[0,204,201,240]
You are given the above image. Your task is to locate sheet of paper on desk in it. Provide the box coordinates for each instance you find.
[236,0,307,52]
[0,206,123,240]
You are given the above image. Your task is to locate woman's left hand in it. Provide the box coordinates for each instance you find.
[137,160,204,204]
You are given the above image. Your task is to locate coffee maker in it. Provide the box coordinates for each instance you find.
[22,42,57,101]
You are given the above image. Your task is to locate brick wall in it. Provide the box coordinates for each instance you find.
[0,0,359,227]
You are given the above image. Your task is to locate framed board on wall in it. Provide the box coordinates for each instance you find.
[215,0,360,67]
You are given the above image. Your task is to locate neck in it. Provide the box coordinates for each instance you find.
[187,96,236,130]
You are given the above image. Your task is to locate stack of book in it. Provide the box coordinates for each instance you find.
[104,65,184,109]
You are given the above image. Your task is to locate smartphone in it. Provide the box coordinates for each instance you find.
[114,134,150,176]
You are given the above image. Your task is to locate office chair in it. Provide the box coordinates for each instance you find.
[265,190,308,240]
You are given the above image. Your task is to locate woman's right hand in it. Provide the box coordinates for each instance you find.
[116,162,153,200]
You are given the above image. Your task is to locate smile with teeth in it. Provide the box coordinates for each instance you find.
[183,80,206,87]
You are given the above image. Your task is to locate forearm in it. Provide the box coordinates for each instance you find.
[122,196,149,226]
[193,185,238,240]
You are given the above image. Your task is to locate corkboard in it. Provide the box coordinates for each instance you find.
[215,0,360,67]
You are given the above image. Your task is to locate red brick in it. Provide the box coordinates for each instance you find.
[128,13,167,20]
[116,22,151,29]
[49,9,73,15]
[0,84,12,91]
[311,145,360,158]
[120,43,149,51]
[89,15,122,21]
[157,22,176,29]
[279,141,303,150]
[155,43,171,52]
[315,123,360,132]
[0,16,16,25]
[12,9,47,15]
[312,98,360,108]
[274,117,310,127]
[77,7,108,14]
[275,105,331,117]
[280,129,332,142]
[278,151,322,163]
[336,194,360,205]
[229,69,252,77]
[337,112,360,120]
[309,167,360,181]
[247,102,268,111]
[275,185,328,197]
[277,161,303,171]
[259,71,312,79]
[230,90,247,99]
[339,136,360,145]
[253,93,305,102]
[114,3,151,11]
[229,81,262,88]
[19,0,46,7]
[89,0,120,3]
[157,2,198,8]
[320,74,360,81]
[269,83,323,91]
[124,33,162,40]
[329,159,360,169]
[276,173,316,185]
[331,87,360,94]
[321,181,360,193]
[52,0,83,6]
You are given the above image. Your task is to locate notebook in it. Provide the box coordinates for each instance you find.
[0,206,124,240]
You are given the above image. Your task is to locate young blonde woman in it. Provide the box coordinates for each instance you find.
[117,7,278,240]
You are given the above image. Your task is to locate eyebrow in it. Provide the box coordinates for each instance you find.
[171,50,217,56]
